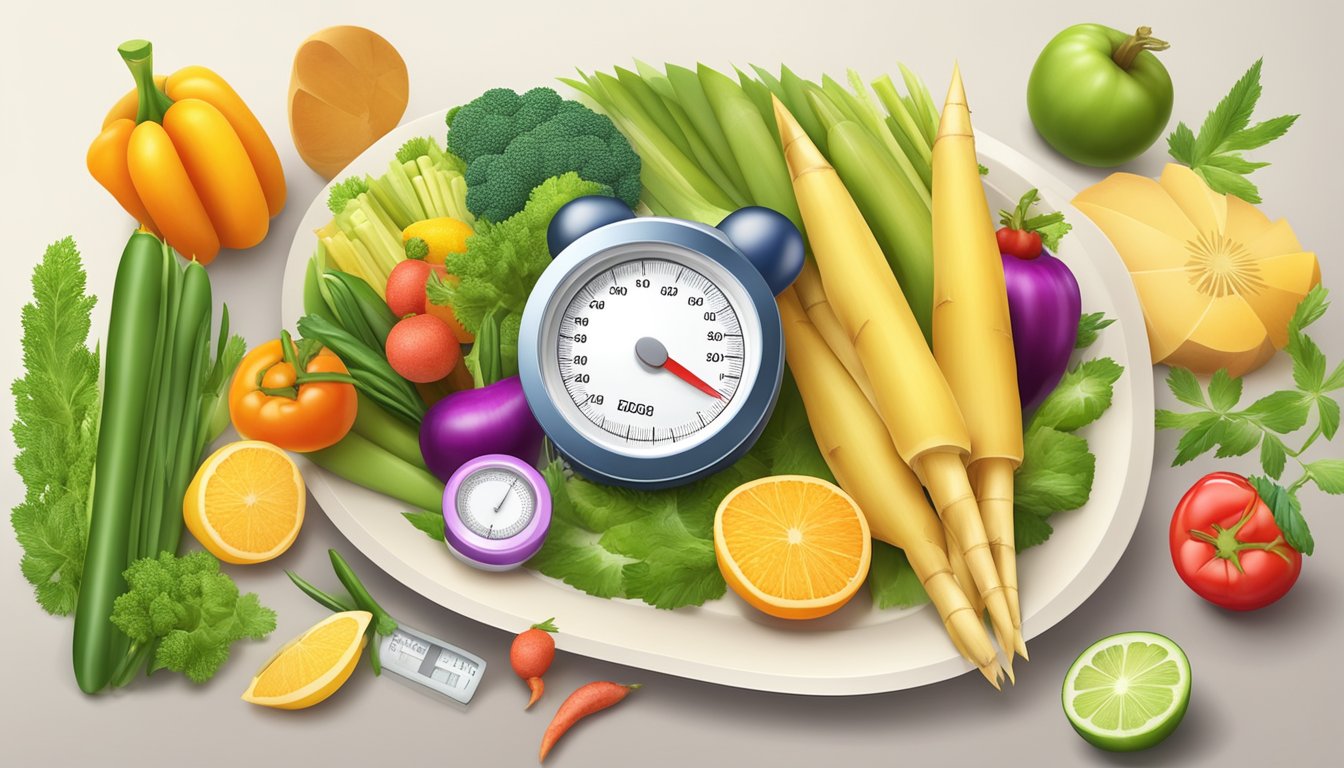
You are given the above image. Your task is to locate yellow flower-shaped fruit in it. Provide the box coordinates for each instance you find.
[1074,164,1319,375]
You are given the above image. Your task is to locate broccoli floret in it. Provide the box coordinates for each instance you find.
[327,176,369,214]
[446,87,641,223]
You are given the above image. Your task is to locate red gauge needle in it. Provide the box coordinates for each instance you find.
[635,337,723,399]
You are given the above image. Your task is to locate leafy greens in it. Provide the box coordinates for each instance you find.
[11,238,99,616]
[1167,59,1298,204]
[1156,286,1341,555]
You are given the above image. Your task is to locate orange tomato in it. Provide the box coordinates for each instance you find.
[229,337,357,453]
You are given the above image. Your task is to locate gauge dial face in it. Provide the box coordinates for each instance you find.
[453,467,537,540]
[548,249,759,459]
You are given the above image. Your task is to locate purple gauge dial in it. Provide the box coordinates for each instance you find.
[443,455,551,571]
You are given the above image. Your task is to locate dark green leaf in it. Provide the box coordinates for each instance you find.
[1319,397,1340,440]
[1014,505,1055,551]
[1241,390,1311,433]
[1259,434,1287,479]
[1247,476,1313,556]
[1208,369,1242,411]
[1075,313,1115,349]
[1031,358,1124,432]
[1213,417,1262,458]
[1174,416,1225,466]
[867,542,930,609]
[1306,459,1344,494]
[1166,367,1208,408]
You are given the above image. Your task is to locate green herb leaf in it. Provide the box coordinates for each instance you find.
[1208,369,1243,411]
[1031,358,1123,432]
[1241,390,1311,434]
[1288,284,1328,333]
[1289,334,1327,393]
[1318,397,1340,440]
[1015,427,1095,515]
[1259,434,1287,479]
[1156,409,1212,430]
[868,542,930,609]
[1166,367,1208,409]
[11,238,99,616]
[1213,418,1262,458]
[1166,59,1298,203]
[998,189,1071,251]
[1075,312,1115,350]
[402,511,445,541]
[1013,505,1055,552]
[601,509,724,609]
[1322,362,1344,393]
[1246,476,1313,556]
[1173,416,1225,466]
[1306,459,1344,494]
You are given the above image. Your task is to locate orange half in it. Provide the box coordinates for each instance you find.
[714,476,871,620]
[184,440,305,564]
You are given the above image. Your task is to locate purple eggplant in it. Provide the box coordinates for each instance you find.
[1002,248,1081,410]
[419,376,544,482]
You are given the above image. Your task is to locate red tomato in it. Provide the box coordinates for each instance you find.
[996,227,1043,259]
[1170,472,1301,610]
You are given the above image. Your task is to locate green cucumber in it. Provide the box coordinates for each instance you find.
[74,232,167,694]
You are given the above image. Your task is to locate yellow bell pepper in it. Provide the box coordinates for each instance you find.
[87,40,286,264]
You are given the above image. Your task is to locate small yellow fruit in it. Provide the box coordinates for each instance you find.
[243,611,371,710]
[402,216,473,265]
[714,475,871,620]
[1074,164,1319,375]
[184,440,305,565]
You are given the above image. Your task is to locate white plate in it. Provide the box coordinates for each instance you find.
[282,110,1154,696]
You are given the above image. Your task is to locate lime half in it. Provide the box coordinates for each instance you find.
[1062,631,1191,751]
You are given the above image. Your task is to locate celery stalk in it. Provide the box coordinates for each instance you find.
[899,64,940,147]
[616,67,695,161]
[846,70,931,207]
[664,64,751,198]
[410,176,437,219]
[699,65,801,230]
[416,157,448,217]
[660,94,750,207]
[634,59,677,101]
[778,66,829,154]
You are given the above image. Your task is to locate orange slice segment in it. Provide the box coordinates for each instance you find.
[184,440,305,565]
[714,476,871,620]
[242,611,371,710]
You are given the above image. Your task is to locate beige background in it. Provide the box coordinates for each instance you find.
[2,0,1339,765]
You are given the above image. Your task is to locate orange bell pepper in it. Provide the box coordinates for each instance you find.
[87,40,286,264]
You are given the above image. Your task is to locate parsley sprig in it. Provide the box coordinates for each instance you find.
[998,188,1072,252]
[1156,286,1342,555]
[1167,59,1298,204]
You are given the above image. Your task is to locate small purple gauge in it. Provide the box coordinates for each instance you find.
[443,455,551,571]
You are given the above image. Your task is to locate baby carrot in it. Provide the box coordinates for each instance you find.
[512,618,559,709]
[539,681,640,762]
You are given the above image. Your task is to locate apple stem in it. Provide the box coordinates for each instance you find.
[1113,27,1170,70]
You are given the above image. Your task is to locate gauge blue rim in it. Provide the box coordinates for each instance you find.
[518,218,784,490]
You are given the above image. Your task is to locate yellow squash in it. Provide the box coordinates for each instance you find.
[88,40,286,264]
[1073,164,1318,375]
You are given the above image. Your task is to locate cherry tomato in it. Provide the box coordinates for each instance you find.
[996,227,1043,259]
[1170,472,1301,610]
[229,333,358,452]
